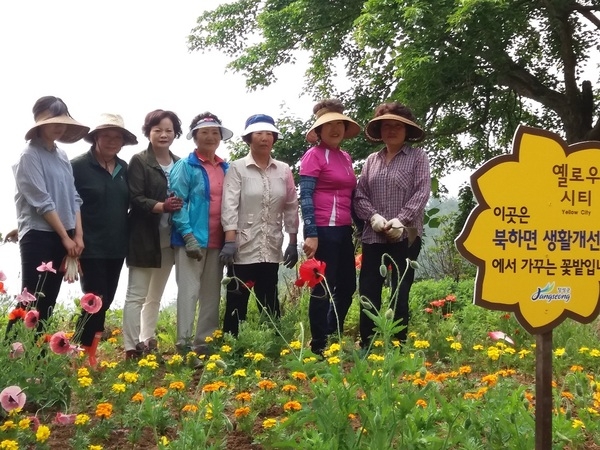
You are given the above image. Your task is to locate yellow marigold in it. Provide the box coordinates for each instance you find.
[445,336,454,342]
[415,399,427,408]
[212,329,223,339]
[289,340,302,350]
[253,353,266,362]
[168,354,184,365]
[0,441,19,450]
[111,328,121,336]
[262,418,277,429]
[280,348,291,356]
[255,370,261,378]
[450,342,462,351]
[204,336,213,343]
[233,369,247,377]
[572,419,585,429]
[392,340,400,347]
[159,436,169,446]
[413,378,427,387]
[182,404,198,413]
[96,403,113,419]
[36,424,50,442]
[257,380,277,390]
[367,354,385,362]
[504,347,516,355]
[109,384,125,395]
[234,406,251,418]
[518,349,531,359]
[235,392,252,402]
[408,331,418,338]
[100,361,117,369]
[348,413,357,420]
[78,367,90,377]
[107,337,117,344]
[78,376,93,387]
[205,362,217,371]
[208,354,221,361]
[89,445,103,450]
[0,421,15,431]
[75,414,90,425]
[303,357,317,363]
[487,347,501,361]
[590,349,600,357]
[118,372,139,384]
[579,346,590,354]
[587,407,598,415]
[169,381,185,391]
[131,392,144,403]
[153,387,168,398]
[291,371,308,381]
[327,356,341,364]
[283,401,302,412]
[472,344,484,351]
[554,348,566,357]
[413,340,430,349]
[138,359,159,369]
[204,404,213,420]
[18,418,30,430]
[282,384,297,393]
[221,345,232,353]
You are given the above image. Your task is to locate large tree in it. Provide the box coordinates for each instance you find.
[189,0,600,177]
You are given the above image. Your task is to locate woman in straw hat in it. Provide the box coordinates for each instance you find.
[71,113,136,366]
[7,96,89,336]
[169,112,233,355]
[299,99,360,356]
[221,114,299,338]
[354,101,430,348]
[122,109,183,360]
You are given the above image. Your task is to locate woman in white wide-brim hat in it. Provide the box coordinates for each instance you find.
[299,99,360,356]
[71,113,137,366]
[7,96,89,336]
[354,101,430,349]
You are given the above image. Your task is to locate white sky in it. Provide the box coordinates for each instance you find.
[0,0,469,306]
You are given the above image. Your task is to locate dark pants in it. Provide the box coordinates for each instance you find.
[75,258,124,345]
[359,237,422,346]
[309,226,356,353]
[7,230,69,335]
[223,262,280,336]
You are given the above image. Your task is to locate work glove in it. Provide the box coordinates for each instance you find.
[183,233,203,261]
[219,241,237,265]
[385,218,404,241]
[283,244,299,269]
[370,213,387,232]
[163,195,183,213]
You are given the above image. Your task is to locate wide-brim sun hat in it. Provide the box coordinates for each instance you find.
[306,111,361,144]
[84,113,138,146]
[187,117,234,141]
[241,114,282,140]
[365,113,425,142]
[24,111,90,144]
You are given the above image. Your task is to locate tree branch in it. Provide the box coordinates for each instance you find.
[573,2,600,30]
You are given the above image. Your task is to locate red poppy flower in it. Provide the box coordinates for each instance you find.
[245,281,255,289]
[445,294,457,302]
[81,293,102,314]
[24,310,39,329]
[16,288,36,306]
[355,254,362,270]
[0,386,26,412]
[8,308,26,321]
[0,281,5,294]
[297,259,327,288]
[54,412,77,425]
[424,307,434,314]
[429,299,445,308]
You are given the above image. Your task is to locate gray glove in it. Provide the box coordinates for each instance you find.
[283,244,298,269]
[183,233,202,261]
[219,241,237,265]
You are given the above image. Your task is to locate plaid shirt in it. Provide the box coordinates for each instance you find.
[354,144,430,244]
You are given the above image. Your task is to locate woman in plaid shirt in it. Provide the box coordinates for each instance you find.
[354,101,431,347]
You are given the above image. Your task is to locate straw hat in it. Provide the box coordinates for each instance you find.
[241,114,282,143]
[187,116,234,141]
[365,113,425,142]
[84,113,138,146]
[305,108,361,144]
[24,111,89,144]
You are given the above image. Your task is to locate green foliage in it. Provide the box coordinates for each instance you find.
[189,0,600,177]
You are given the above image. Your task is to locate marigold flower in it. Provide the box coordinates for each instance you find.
[78,367,90,377]
[36,424,51,442]
[235,392,252,402]
[153,387,168,398]
[459,365,472,374]
[415,399,427,408]
[234,406,251,418]
[280,348,291,356]
[89,446,103,450]
[572,419,585,429]
[111,383,126,394]
[282,384,298,393]
[327,356,341,364]
[367,354,385,362]
[413,340,430,349]
[253,353,266,362]
[78,377,93,388]
[212,329,223,339]
[554,348,566,357]
[205,362,217,371]
[0,421,15,431]
[168,355,184,365]
[204,336,213,343]
[450,342,462,351]
[118,372,139,384]
[182,404,198,413]
[289,340,302,350]
[257,380,277,390]
[570,365,584,372]
[18,418,30,430]
[131,392,144,403]
[291,371,307,381]
[233,369,247,377]
[221,345,232,353]
[75,414,90,426]
[283,401,302,412]
[481,374,498,386]
[561,391,575,400]
[95,403,113,419]
[262,418,277,429]
[0,440,19,450]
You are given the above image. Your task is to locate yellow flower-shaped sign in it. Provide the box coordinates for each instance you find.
[456,125,600,334]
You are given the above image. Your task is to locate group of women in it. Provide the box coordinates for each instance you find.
[8,94,430,365]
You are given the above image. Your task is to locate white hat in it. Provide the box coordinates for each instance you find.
[187,117,234,141]
[241,114,282,141]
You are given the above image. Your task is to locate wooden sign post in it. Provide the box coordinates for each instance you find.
[455,125,600,449]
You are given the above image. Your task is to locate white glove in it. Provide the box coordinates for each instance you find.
[385,218,404,241]
[370,214,387,232]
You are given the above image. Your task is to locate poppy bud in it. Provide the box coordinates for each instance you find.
[221,276,232,286]
[409,259,420,270]
[379,265,387,277]
[384,309,394,320]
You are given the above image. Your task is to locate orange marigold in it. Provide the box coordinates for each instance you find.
[95,402,113,419]
[257,380,277,390]
[235,392,252,402]
[153,387,168,398]
[234,406,251,418]
[283,401,302,412]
